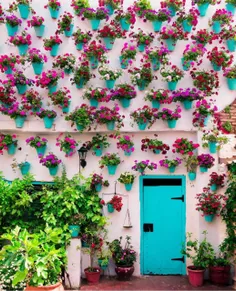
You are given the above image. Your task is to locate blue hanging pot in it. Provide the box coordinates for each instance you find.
[200,166,208,173]
[62,101,71,113]
[103,37,114,50]
[7,143,17,155]
[188,172,196,181]
[168,81,178,91]
[18,44,29,56]
[181,57,191,71]
[226,39,236,52]
[182,100,193,110]
[105,80,116,89]
[48,83,58,94]
[125,183,133,191]
[43,116,55,129]
[64,68,72,75]
[48,165,58,176]
[197,3,209,16]
[106,4,114,15]
[90,19,100,31]
[107,203,114,213]
[6,23,18,36]
[4,66,12,75]
[227,78,236,90]
[89,56,99,69]
[16,84,27,95]
[76,42,84,50]
[95,183,102,192]
[15,116,26,128]
[151,100,160,109]
[49,7,60,19]
[106,121,115,130]
[64,24,74,37]
[137,121,147,130]
[124,149,132,156]
[90,99,99,108]
[208,141,217,153]
[120,98,131,108]
[93,147,103,157]
[154,149,161,154]
[36,146,46,156]
[169,166,176,173]
[168,6,176,16]
[151,58,160,71]
[69,225,80,237]
[119,56,129,69]
[20,162,31,175]
[167,119,177,129]
[138,43,146,52]
[32,62,44,75]
[152,20,162,32]
[212,21,222,34]
[182,20,192,32]
[226,3,235,15]
[34,25,45,37]
[18,4,30,19]
[210,184,217,191]
[75,78,85,89]
[204,214,214,222]
[50,44,60,57]
[76,123,85,131]
[120,18,130,31]
[165,39,176,51]
[137,80,147,91]
[107,165,118,175]
[203,115,210,126]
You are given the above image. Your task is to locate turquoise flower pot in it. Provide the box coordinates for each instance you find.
[167,119,177,129]
[90,99,99,108]
[209,141,217,153]
[64,24,74,37]
[6,23,18,36]
[20,162,30,175]
[138,121,147,130]
[49,7,60,19]
[197,3,209,16]
[76,123,85,131]
[90,19,100,31]
[181,57,190,71]
[210,184,217,191]
[183,100,193,110]
[93,147,103,157]
[226,3,235,15]
[169,166,176,173]
[138,43,146,52]
[103,37,114,50]
[227,78,236,90]
[36,146,46,156]
[204,214,214,222]
[188,172,196,181]
[226,39,236,52]
[200,166,208,173]
[152,100,160,109]
[50,44,59,57]
[62,101,71,113]
[4,66,12,75]
[89,56,98,69]
[69,225,80,237]
[48,165,58,176]
[43,116,54,129]
[32,62,43,75]
[95,183,102,192]
[48,84,58,94]
[106,4,114,15]
[168,6,176,16]
[120,98,131,108]
[82,241,89,248]
[34,25,45,37]
[64,68,72,75]
[76,78,85,89]
[98,259,108,271]
[204,115,210,126]
[7,143,17,155]
[124,149,132,156]
[107,165,118,175]
[212,21,221,34]
[165,38,176,51]
[120,18,130,31]
[154,149,161,154]
[182,20,192,32]
[18,4,30,19]
[105,80,116,89]
[15,116,26,128]
[137,80,147,91]
[120,56,129,69]
[151,58,160,71]
[76,42,83,50]
[107,203,114,213]
[16,84,27,95]
[152,20,162,32]
[106,121,115,130]
[32,107,41,113]
[18,44,29,56]
[125,183,133,191]
[168,81,178,91]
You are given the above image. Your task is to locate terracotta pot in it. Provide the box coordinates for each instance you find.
[115,265,134,280]
[187,266,205,287]
[84,267,101,284]
[25,282,62,291]
[209,265,231,285]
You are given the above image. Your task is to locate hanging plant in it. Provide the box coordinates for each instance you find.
[57,12,74,35]
[116,135,135,156]
[27,15,45,28]
[98,65,122,89]
[72,28,92,49]
[7,70,35,94]
[0,54,23,74]
[207,47,233,71]
[0,5,4,23]
[102,0,121,11]
[191,28,216,46]
[5,15,22,35]
[144,89,170,109]
[209,9,233,33]
[52,53,76,74]
[120,43,137,68]
[118,172,136,185]
[181,43,206,70]
[56,133,79,157]
[132,160,157,175]
[219,26,236,52]
[208,172,226,190]
[86,133,110,155]
[0,85,16,107]
[184,155,198,177]
[0,102,28,128]
[202,129,229,153]
[9,31,32,55]
[35,70,64,93]
[130,106,158,130]
[71,61,93,89]
[37,108,57,129]
[130,29,154,51]
[44,0,61,19]
[160,65,184,90]
[144,46,169,70]
[171,88,204,110]
[83,41,108,69]
[172,138,199,156]
[110,84,137,108]
[26,136,48,153]
[107,195,123,212]
[11,156,30,175]
[197,154,215,172]
[133,0,152,16]
[81,7,109,20]
[142,8,171,24]
[176,8,199,32]
[161,0,184,16]
[159,157,182,173]
[99,153,121,175]
[114,7,136,30]
[26,48,48,75]
[43,35,62,56]
[90,173,109,192]
[223,65,236,90]
[141,136,170,154]
[95,105,124,130]
[129,62,156,90]
[21,89,42,112]
[192,0,219,17]
[82,87,110,107]
[0,133,18,155]
[39,152,62,176]
[157,106,182,128]
[48,87,71,113]
[71,0,90,15]
[192,99,218,128]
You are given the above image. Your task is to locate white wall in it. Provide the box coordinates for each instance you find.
[0,0,235,276]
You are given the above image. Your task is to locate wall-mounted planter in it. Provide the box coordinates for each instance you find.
[119,56,129,69]
[17,44,29,56]
[167,81,178,91]
[137,80,147,91]
[64,24,74,37]
[212,21,222,34]
[69,225,80,237]
[48,165,58,176]
[203,115,210,126]
[226,78,236,90]
[43,117,55,129]
[75,78,85,89]
[76,123,85,131]
[152,100,160,109]
[105,79,116,89]
[50,44,60,57]
[98,259,108,271]
[15,116,26,128]
[89,98,99,108]
[152,20,162,32]
[7,143,17,155]
[125,183,133,191]
[76,42,84,50]
[204,214,214,222]
[226,3,235,15]
[210,184,217,191]
[181,58,190,71]
[120,18,130,31]
[200,166,208,173]
[34,25,45,38]
[169,166,176,173]
[20,162,31,175]
[197,3,209,16]
[182,20,192,32]
[167,119,177,129]
[89,56,99,69]
[168,6,176,16]
[151,58,160,71]
[103,37,114,50]
[124,149,132,156]
[49,7,60,19]
[137,121,147,130]
[93,147,103,157]
[36,145,46,156]
[120,98,131,108]
[18,4,30,19]
[64,68,72,75]
[6,23,18,36]
[165,38,176,52]
[107,165,118,175]
[4,66,12,75]
[226,39,236,52]
[153,149,161,154]
[137,43,146,52]
[32,62,44,75]
[106,4,114,15]
[182,100,193,110]
[188,172,196,181]
[106,121,115,130]
[107,203,114,213]
[90,19,100,31]
[211,62,221,71]
[16,84,27,95]
[95,183,102,192]
[208,141,217,153]
[62,101,71,113]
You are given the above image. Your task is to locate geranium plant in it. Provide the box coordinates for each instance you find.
[197,154,215,169]
[142,8,171,23]
[21,89,42,111]
[144,89,170,106]
[95,105,124,130]
[39,152,62,168]
[36,70,64,89]
[26,135,48,149]
[114,7,136,27]
[159,157,182,169]
[117,135,135,155]
[37,109,57,120]
[182,43,206,69]
[219,26,236,48]
[176,8,199,29]
[172,138,199,155]
[161,0,183,14]
[71,61,93,88]
[158,106,182,120]
[144,46,169,70]
[132,160,157,174]
[223,65,236,79]
[0,85,16,107]
[171,88,204,104]
[86,133,110,152]
[130,106,158,129]
[0,102,28,124]
[56,133,78,157]
[118,172,136,185]
[0,133,18,155]
[131,29,154,49]
[192,99,218,127]
[44,0,61,11]
[49,87,71,112]
[191,28,216,46]
[43,35,62,51]
[209,9,233,28]
[141,136,170,154]
[0,54,23,73]
[81,7,109,20]
[90,173,109,190]
[129,63,156,90]
[160,65,184,83]
[9,31,32,53]
[52,53,76,73]
[7,70,34,88]
[72,28,92,47]
[99,153,121,167]
[120,43,137,67]
[184,155,198,173]
[27,15,44,27]
[57,12,74,34]
[159,24,187,42]
[71,0,90,15]
[110,84,137,107]
[133,0,152,16]
[202,129,229,150]
[26,48,47,65]
[107,195,123,212]
[82,87,110,105]
[208,172,226,188]
[98,21,124,41]
[98,65,122,82]
[83,40,108,64]
[5,14,22,27]
[207,47,233,70]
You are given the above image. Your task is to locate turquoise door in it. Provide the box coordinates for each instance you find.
[141,177,186,275]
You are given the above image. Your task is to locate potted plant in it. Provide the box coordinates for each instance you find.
[160,65,184,91]
[184,155,198,181]
[209,9,233,34]
[202,129,229,154]
[56,133,78,157]
[172,138,199,156]
[83,40,107,69]
[144,89,170,109]
[71,0,90,16]
[81,7,109,31]
[0,133,18,155]
[109,236,136,280]
[27,16,45,37]
[131,29,154,52]
[0,102,28,128]
[68,213,84,237]
[7,70,34,95]
[159,157,182,173]
[114,7,136,31]
[141,136,170,154]
[133,0,152,16]
[72,28,92,50]
[0,85,16,108]
[225,0,235,14]
[26,135,48,156]
[192,99,218,127]
[192,0,218,17]
[71,61,93,89]
[65,104,95,131]
[130,105,158,130]
[208,172,226,192]
[44,0,61,19]
[181,43,206,71]
[52,53,76,74]
[0,53,23,75]
[107,195,123,213]
[223,65,236,90]
[9,31,31,56]
[95,105,124,130]
[57,12,74,36]
[5,14,22,36]
[220,26,236,52]
[99,153,121,175]
[21,89,42,112]
[171,88,204,110]
[191,28,216,46]
[176,8,199,32]
[159,24,187,51]
[117,135,134,156]
[181,231,215,287]
[162,0,183,16]
[86,133,110,156]
[26,48,48,75]
[37,108,57,129]
[142,8,171,32]
[145,46,169,71]
[197,153,215,173]
[98,65,122,89]
[36,70,64,93]
[132,160,157,175]
[118,172,136,191]
[90,173,109,192]
[97,247,111,271]
[158,106,182,128]
[103,0,121,15]
[39,152,62,176]
[129,63,156,91]
[98,21,124,50]
[207,47,233,71]
[110,84,137,108]
[43,35,62,57]
[119,43,137,69]
[11,156,31,175]
[49,87,71,113]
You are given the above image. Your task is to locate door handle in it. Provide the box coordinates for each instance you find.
[143,223,153,232]
[171,256,185,263]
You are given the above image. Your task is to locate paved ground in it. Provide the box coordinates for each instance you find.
[80,276,234,290]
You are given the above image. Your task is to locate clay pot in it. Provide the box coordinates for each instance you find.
[187,266,205,287]
[209,265,231,285]
[84,267,101,284]
[115,265,134,280]
[25,282,62,291]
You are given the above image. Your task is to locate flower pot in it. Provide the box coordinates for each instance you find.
[168,6,176,16]
[36,146,46,156]
[76,78,85,89]
[120,98,131,108]
[95,183,102,192]
[181,57,190,71]
[34,25,45,37]
[119,56,129,69]
[226,3,235,15]
[151,58,160,71]
[15,116,26,128]
[165,38,176,51]
[89,56,99,69]
[82,241,89,248]
[76,42,84,50]
[18,44,29,56]
[105,79,116,89]
[208,141,217,153]
[138,43,146,52]
[210,184,217,191]
[188,172,196,181]
[18,4,30,19]
[209,265,231,285]
[212,62,221,71]
[20,162,31,175]
[106,4,114,15]
[16,84,27,95]
[125,183,133,191]
[90,19,100,31]
[120,18,130,31]
[48,166,58,176]
[197,3,209,16]
[182,100,193,110]
[154,149,161,154]
[103,37,114,50]
[152,100,160,109]
[227,78,236,90]
[106,120,115,130]
[76,123,85,131]
[182,20,192,32]
[48,83,58,94]
[152,20,162,32]
[84,268,101,284]
[187,266,205,287]
[49,7,60,19]
[167,81,178,91]
[107,203,114,213]
[137,121,147,130]
[124,149,132,156]
[169,166,176,173]
[7,143,17,155]
[43,116,55,129]
[204,214,214,222]
[203,115,210,126]
[32,62,43,75]
[115,265,134,280]
[226,39,236,52]
[167,119,177,129]
[69,225,80,237]
[50,44,59,57]
[137,80,147,91]
[93,147,103,157]
[212,21,221,34]
[62,103,70,113]
[89,98,99,108]
[6,23,18,36]
[64,24,74,37]
[4,66,12,75]
[25,282,62,291]
[107,165,118,175]
[98,259,108,270]
[64,68,72,75]
[200,166,208,173]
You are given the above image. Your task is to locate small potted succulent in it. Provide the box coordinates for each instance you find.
[83,40,107,69]
[141,136,170,154]
[98,65,122,89]
[159,157,182,173]
[207,47,233,71]
[184,155,198,181]
[7,70,34,95]
[145,46,169,71]
[5,14,22,36]
[176,8,199,32]
[52,53,76,74]
[114,7,136,31]
[71,61,93,89]
[120,43,137,69]
[49,87,72,113]
[0,133,18,155]
[27,16,45,37]
[193,0,218,17]
[130,105,158,130]
[159,24,187,51]
[142,8,171,32]
[107,195,123,213]
[197,153,215,173]
[144,89,170,109]
[98,21,124,50]
[72,28,92,50]
[56,133,78,157]
[132,160,157,175]
[57,12,74,36]
[192,99,218,127]
[44,0,61,19]
[26,48,48,75]
[160,65,184,91]
[9,31,32,56]
[95,105,124,130]
[26,135,48,156]
[0,102,28,128]
[208,172,226,192]
[118,172,136,191]
[81,7,109,31]
[181,43,206,71]
[209,9,233,34]
[0,53,23,75]
[172,138,199,156]
[219,26,236,52]
[131,29,154,52]
[36,70,64,93]
[202,129,229,154]
[21,89,42,112]
[91,173,109,192]
[39,152,62,176]
[223,65,236,90]
[161,0,183,16]
[86,133,110,156]
[110,84,137,108]
[82,87,109,108]
[99,153,121,175]
[158,106,182,128]
[191,28,216,46]
[171,88,204,110]
[43,35,62,57]
[117,135,135,156]
[37,108,57,129]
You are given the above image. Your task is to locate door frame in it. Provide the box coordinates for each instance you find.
[139,175,186,275]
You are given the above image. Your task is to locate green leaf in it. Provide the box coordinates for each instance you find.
[12,269,27,286]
